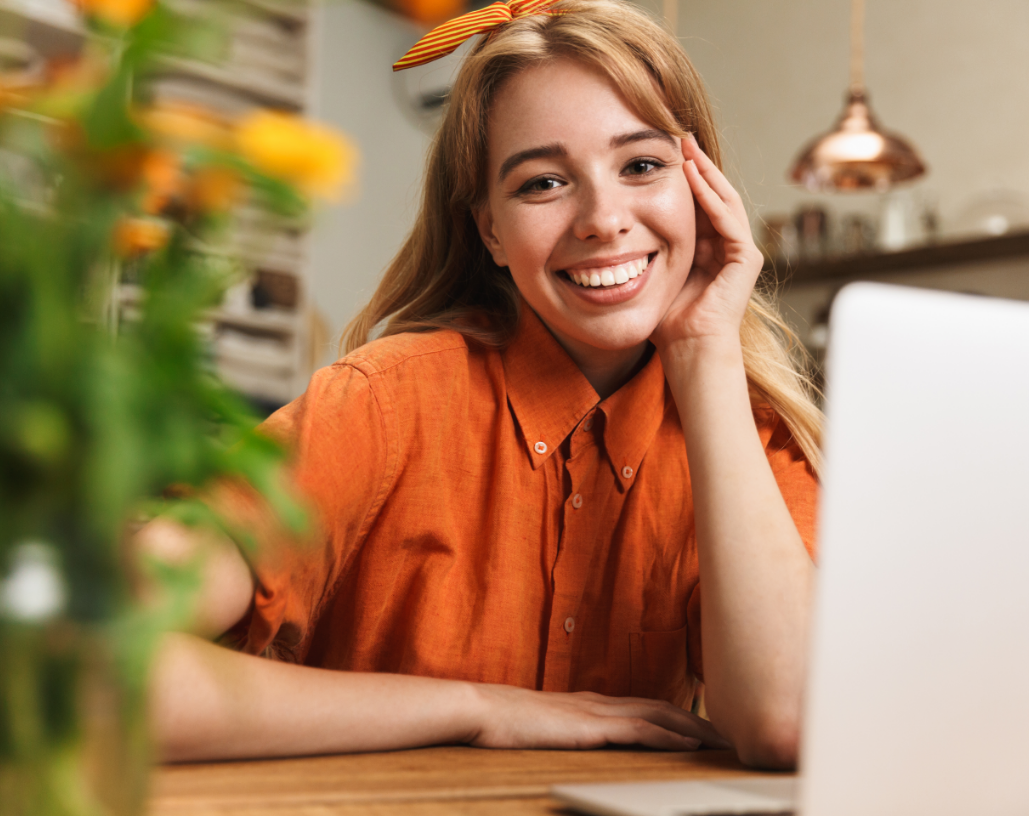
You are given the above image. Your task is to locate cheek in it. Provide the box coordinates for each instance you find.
[497,202,572,268]
[649,179,696,247]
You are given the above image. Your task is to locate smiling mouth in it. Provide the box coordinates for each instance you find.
[562,255,652,288]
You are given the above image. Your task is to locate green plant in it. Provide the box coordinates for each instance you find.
[0,2,353,812]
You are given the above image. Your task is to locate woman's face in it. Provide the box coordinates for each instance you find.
[476,57,695,369]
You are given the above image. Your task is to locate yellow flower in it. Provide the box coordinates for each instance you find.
[235,111,357,201]
[71,0,153,28]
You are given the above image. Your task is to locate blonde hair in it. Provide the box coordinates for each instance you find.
[344,0,823,472]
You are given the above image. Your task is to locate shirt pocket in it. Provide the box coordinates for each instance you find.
[629,624,696,709]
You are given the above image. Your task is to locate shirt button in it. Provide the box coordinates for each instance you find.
[571,493,583,509]
[534,441,548,455]
[583,417,593,431]
[564,616,575,633]
[622,465,634,479]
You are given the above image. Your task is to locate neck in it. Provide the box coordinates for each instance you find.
[554,333,652,400]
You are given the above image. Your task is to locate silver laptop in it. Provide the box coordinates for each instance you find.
[553,283,1029,816]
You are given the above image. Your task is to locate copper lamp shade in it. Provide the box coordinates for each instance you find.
[790,89,926,192]
[788,0,926,192]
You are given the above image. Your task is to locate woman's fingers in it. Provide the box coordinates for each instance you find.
[593,698,730,749]
[472,685,730,752]
[682,135,749,226]
[604,718,703,751]
[684,159,751,247]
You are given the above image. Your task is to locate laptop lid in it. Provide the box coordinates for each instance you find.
[801,283,1029,816]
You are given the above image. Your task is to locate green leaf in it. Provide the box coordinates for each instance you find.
[82,69,145,150]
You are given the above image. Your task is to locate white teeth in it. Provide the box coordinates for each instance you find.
[568,256,650,287]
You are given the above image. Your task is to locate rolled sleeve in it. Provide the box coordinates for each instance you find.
[226,362,392,662]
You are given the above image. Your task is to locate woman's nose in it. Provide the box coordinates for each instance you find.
[572,180,633,242]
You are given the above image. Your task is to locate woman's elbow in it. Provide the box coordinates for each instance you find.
[732,711,802,770]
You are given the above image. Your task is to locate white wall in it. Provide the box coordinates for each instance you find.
[676,0,1029,235]
[308,0,432,366]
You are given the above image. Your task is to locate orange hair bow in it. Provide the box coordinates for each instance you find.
[393,0,561,71]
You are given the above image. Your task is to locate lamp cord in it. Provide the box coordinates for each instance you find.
[850,0,865,93]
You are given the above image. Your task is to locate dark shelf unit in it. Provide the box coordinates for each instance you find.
[765,230,1029,284]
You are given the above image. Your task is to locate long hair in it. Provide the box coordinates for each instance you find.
[343,0,823,472]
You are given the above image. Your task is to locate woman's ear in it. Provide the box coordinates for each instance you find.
[473,205,509,268]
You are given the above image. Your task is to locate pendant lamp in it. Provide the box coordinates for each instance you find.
[789,0,926,192]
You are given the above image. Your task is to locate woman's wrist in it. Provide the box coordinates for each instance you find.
[657,332,745,380]
[458,680,493,745]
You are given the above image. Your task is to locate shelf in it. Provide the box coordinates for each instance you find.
[0,4,305,109]
[187,239,304,274]
[218,364,295,404]
[216,349,295,377]
[0,1,86,59]
[155,55,305,109]
[239,0,309,25]
[119,284,299,335]
[768,230,1029,285]
[4,0,314,404]
[212,306,298,334]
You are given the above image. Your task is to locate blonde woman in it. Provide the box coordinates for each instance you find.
[145,0,821,770]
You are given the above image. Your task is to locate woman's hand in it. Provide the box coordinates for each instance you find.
[467,684,729,751]
[651,134,764,353]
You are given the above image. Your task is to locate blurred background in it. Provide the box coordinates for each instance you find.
[312,0,1029,393]
[7,0,1027,410]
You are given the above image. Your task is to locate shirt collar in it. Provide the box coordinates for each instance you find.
[501,302,669,475]
[597,347,669,486]
[502,303,599,469]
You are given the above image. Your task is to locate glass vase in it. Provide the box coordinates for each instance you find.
[0,618,152,816]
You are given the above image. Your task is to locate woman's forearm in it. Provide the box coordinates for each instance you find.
[150,633,725,761]
[662,337,815,769]
[150,633,482,761]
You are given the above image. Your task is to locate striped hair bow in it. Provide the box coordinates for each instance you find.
[393,0,562,71]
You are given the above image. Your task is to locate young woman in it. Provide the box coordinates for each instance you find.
[144,0,821,770]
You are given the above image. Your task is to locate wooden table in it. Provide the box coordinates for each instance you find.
[148,747,787,815]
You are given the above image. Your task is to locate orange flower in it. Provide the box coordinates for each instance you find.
[399,0,464,24]
[141,149,183,215]
[235,110,357,201]
[114,217,169,257]
[186,165,242,213]
[71,0,153,28]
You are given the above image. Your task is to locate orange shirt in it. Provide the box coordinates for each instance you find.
[234,305,818,710]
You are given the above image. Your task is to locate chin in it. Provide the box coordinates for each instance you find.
[569,316,659,352]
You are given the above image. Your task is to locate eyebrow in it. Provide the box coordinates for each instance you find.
[497,129,676,184]
[498,144,566,184]
[610,129,677,149]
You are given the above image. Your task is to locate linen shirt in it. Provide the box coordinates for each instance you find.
[233,305,818,709]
